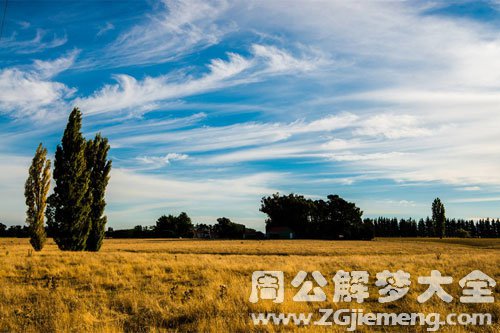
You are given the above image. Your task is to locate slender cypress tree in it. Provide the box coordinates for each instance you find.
[50,108,92,250]
[432,198,446,239]
[24,143,51,251]
[85,133,111,251]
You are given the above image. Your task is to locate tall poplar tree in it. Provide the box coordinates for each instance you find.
[85,133,111,251]
[24,143,51,251]
[432,198,446,239]
[50,108,92,250]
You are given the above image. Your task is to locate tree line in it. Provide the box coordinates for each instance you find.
[105,214,264,239]
[367,216,500,238]
[3,190,499,240]
[23,108,111,251]
[260,194,500,239]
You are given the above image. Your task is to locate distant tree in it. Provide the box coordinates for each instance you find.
[417,218,426,237]
[399,218,410,237]
[390,218,399,237]
[48,108,92,251]
[260,193,369,240]
[155,215,177,237]
[318,194,364,239]
[214,217,245,239]
[425,217,434,237]
[0,222,6,236]
[447,218,458,237]
[155,212,194,238]
[85,133,112,251]
[176,212,194,237]
[6,225,29,237]
[133,225,144,237]
[260,193,313,238]
[432,198,446,239]
[24,143,51,251]
[409,219,418,237]
[360,219,375,240]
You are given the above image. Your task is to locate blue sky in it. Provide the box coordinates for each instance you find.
[1,0,500,230]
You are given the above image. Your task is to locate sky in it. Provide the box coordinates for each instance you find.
[1,0,500,231]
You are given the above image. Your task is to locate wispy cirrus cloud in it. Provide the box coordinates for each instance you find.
[112,113,358,152]
[459,186,481,192]
[354,114,431,139]
[0,52,78,120]
[100,0,232,67]
[96,22,115,37]
[1,29,67,54]
[136,153,189,169]
[76,44,326,116]
[250,44,328,74]
[76,52,251,115]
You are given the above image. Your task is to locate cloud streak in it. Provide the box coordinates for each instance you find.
[77,44,325,115]
[1,29,67,54]
[100,0,232,67]
[0,52,78,119]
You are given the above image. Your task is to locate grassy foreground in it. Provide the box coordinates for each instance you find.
[0,238,498,332]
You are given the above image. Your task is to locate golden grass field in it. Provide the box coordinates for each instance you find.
[0,237,498,332]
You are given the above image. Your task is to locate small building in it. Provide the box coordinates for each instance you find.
[266,226,294,239]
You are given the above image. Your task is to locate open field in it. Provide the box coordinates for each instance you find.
[0,238,498,332]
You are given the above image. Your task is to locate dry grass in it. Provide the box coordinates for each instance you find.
[0,237,498,332]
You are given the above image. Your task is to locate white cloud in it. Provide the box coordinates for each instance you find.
[219,1,500,188]
[77,45,323,115]
[113,113,358,153]
[2,29,67,54]
[136,153,188,168]
[97,22,115,37]
[102,112,207,139]
[449,197,500,204]
[300,113,358,132]
[76,52,252,115]
[383,199,417,207]
[459,186,481,192]
[101,0,232,67]
[327,152,409,162]
[0,53,77,119]
[321,138,360,151]
[354,114,431,139]
[33,50,79,79]
[250,44,328,74]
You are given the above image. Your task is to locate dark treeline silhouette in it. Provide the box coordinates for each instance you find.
[367,217,500,238]
[0,223,30,238]
[5,187,500,239]
[2,217,499,239]
[105,214,264,239]
[261,193,374,240]
[260,193,500,239]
